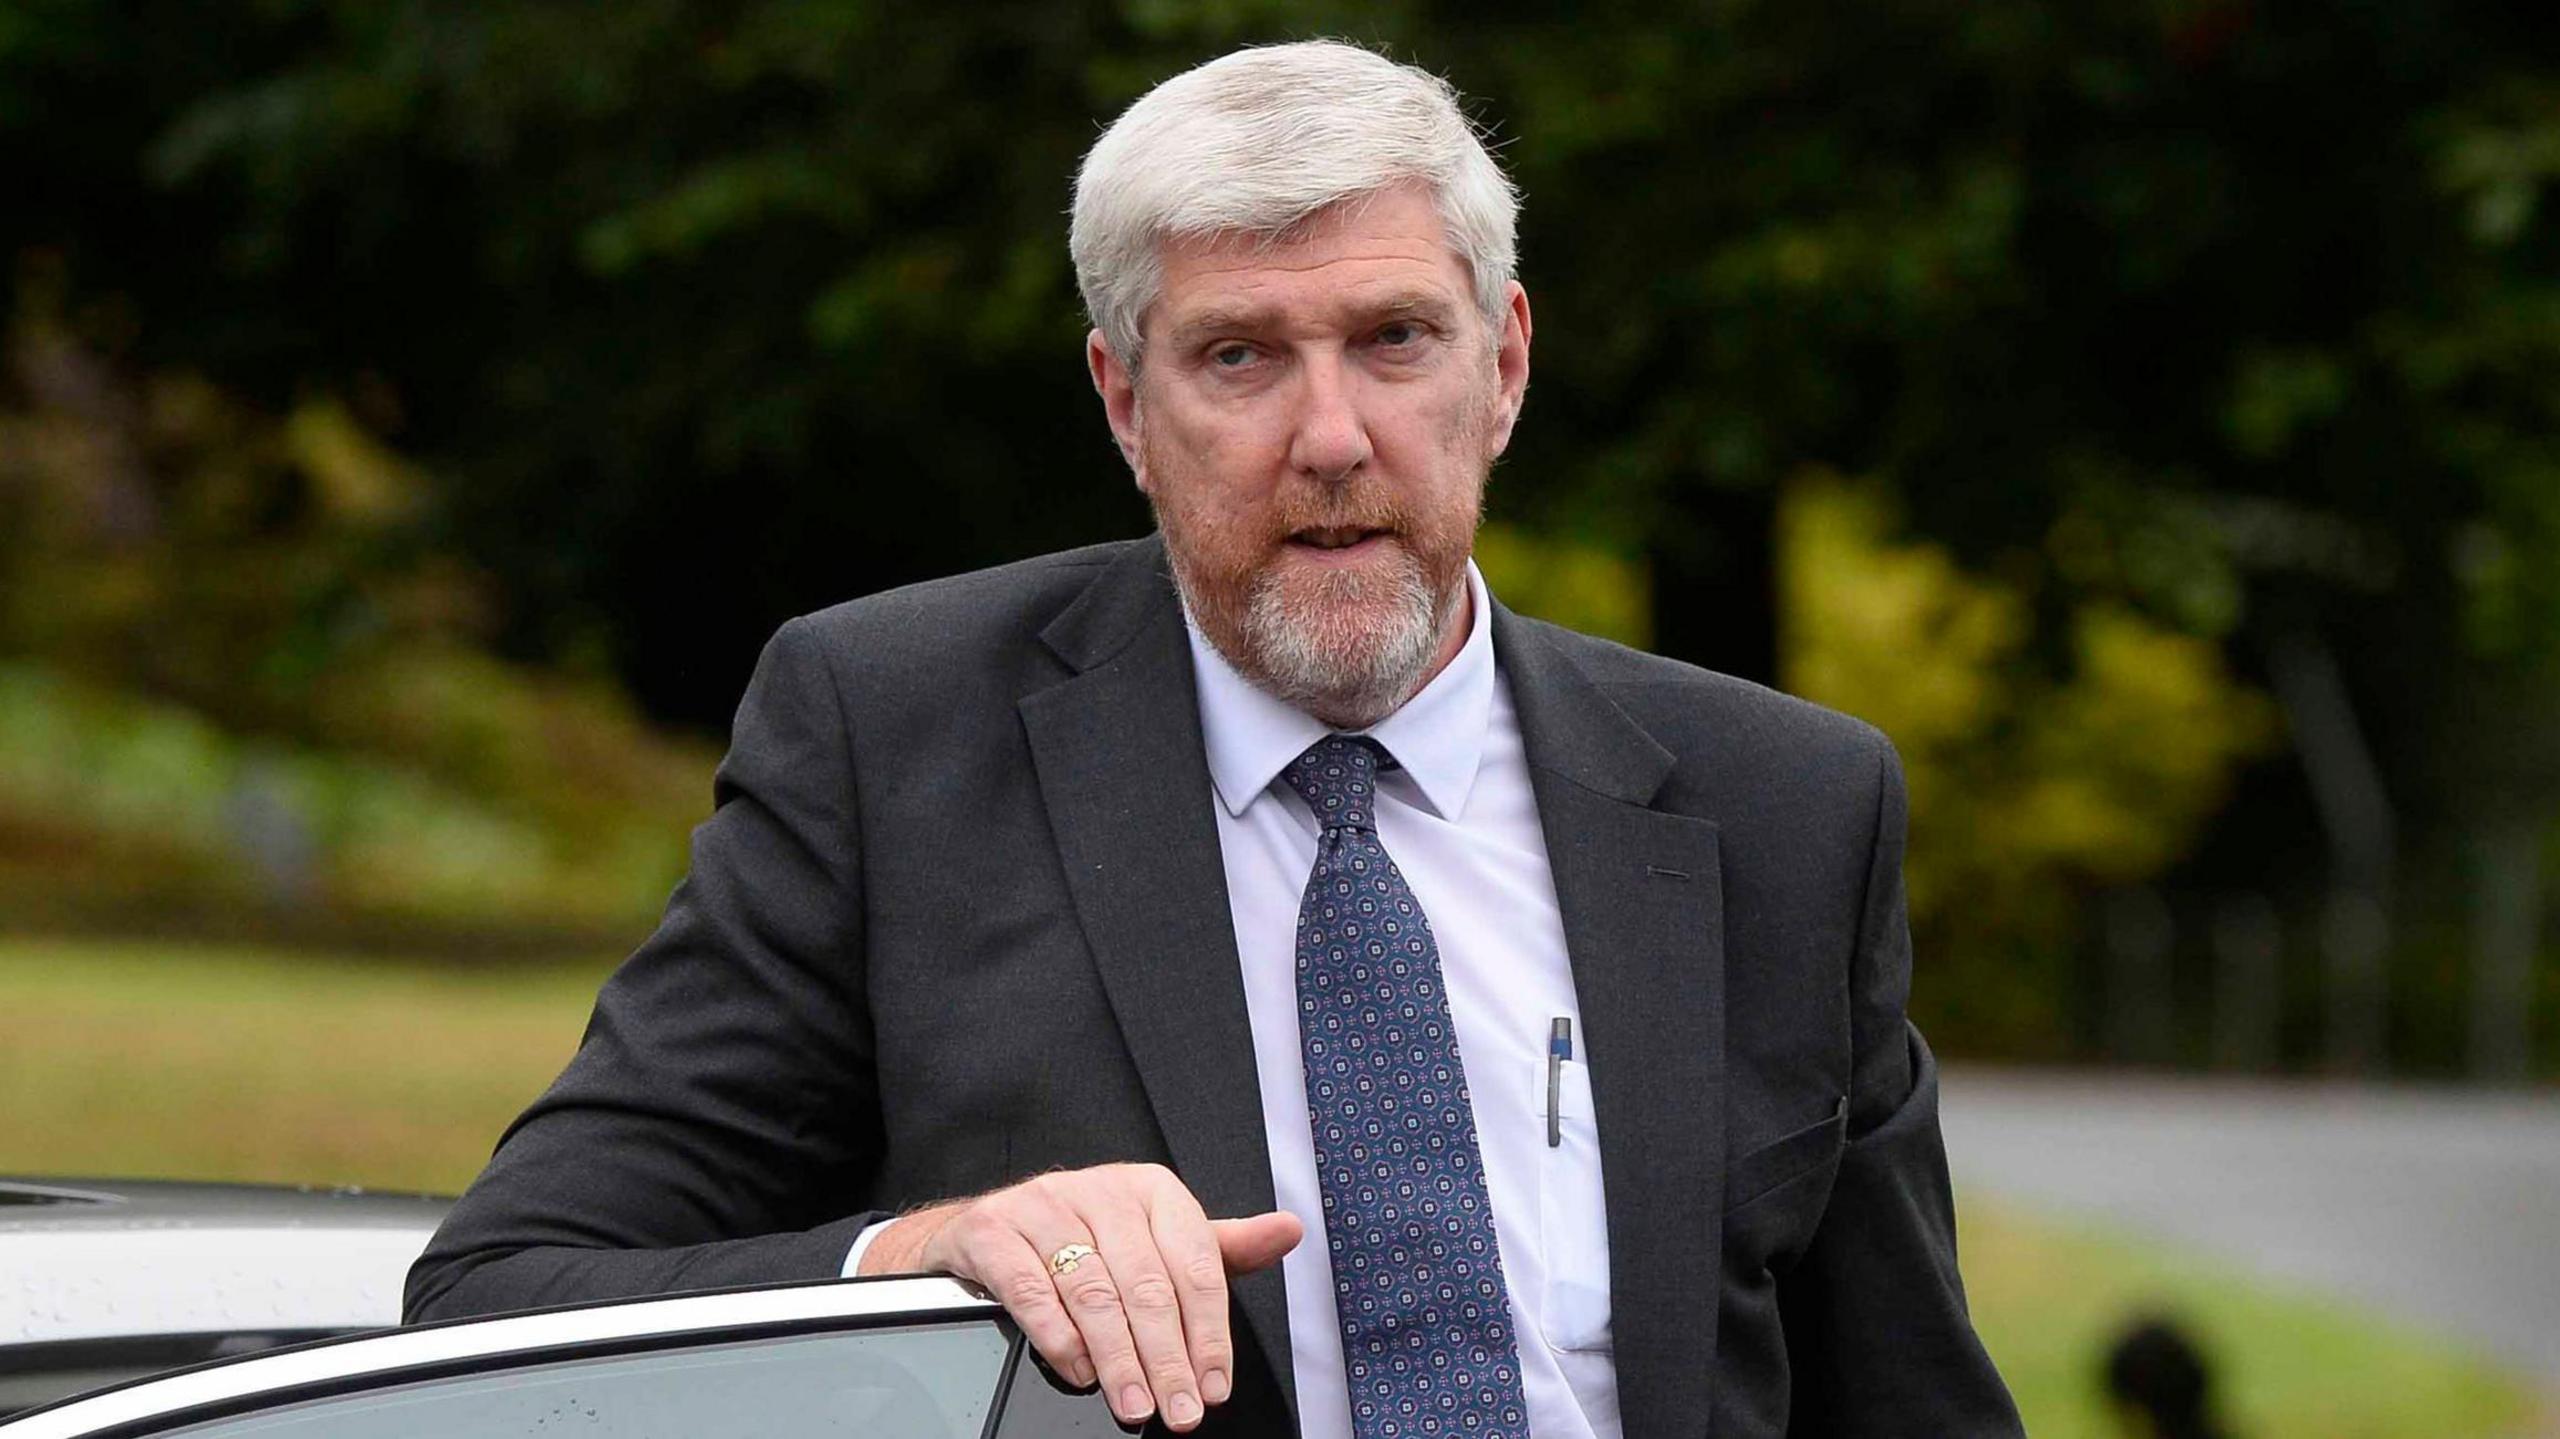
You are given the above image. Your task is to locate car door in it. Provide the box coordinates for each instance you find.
[0,1278,1129,1439]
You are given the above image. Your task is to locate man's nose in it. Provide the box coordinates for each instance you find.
[1285,356,1374,482]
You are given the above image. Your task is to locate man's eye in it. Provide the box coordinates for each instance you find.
[1375,321,1425,348]
[1211,344,1255,368]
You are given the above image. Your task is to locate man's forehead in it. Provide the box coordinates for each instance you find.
[1148,187,1473,339]
[1188,185,1418,249]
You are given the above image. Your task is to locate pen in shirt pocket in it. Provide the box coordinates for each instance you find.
[1547,1016,1572,1147]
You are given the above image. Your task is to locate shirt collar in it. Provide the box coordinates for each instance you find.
[1184,561,1496,823]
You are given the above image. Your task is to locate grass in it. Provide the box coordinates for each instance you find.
[1959,1197,2543,1438]
[0,935,612,1192]
[2,934,2547,1435]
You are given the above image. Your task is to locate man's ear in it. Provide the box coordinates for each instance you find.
[1487,282,1533,459]
[1087,329,1146,487]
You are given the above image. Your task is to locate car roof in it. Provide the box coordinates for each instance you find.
[1,1178,451,1347]
[0,1178,449,1233]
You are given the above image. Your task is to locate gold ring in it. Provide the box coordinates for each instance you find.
[1048,1242,1099,1277]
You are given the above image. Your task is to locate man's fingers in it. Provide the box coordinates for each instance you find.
[1146,1184,1236,1409]
[1050,1243,1153,1426]
[905,1166,1289,1430]
[1212,1210,1305,1274]
[935,1212,1096,1392]
[1083,1196,1206,1430]
[999,1183,1153,1428]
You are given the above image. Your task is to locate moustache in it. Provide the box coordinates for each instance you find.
[1267,494,1414,544]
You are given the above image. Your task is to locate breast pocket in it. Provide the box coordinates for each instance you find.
[1531,1057,1613,1353]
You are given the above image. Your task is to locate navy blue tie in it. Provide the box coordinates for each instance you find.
[1285,735,1529,1438]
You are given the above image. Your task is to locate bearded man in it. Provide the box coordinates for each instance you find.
[410,40,2023,1439]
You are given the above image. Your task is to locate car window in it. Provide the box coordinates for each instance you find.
[985,1341,1137,1438]
[146,1321,1011,1439]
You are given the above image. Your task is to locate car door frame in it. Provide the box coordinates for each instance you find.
[0,1277,1070,1439]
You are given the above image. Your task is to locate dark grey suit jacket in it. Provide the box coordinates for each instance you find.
[407,536,2022,1437]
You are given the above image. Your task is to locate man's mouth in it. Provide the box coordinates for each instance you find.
[1289,526,1389,551]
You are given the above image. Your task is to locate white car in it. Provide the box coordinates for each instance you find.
[0,1178,447,1417]
[1,1179,1135,1435]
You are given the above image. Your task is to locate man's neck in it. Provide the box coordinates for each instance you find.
[1405,578,1475,714]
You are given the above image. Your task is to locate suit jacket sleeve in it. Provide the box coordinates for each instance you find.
[1777,738,2024,1434]
[405,616,888,1321]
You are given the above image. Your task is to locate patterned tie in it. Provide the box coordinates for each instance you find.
[1285,735,1529,1438]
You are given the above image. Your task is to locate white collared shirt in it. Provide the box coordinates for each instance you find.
[1186,563,1620,1439]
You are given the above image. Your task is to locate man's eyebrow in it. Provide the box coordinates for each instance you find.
[1164,306,1279,349]
[1162,292,1464,349]
[1362,292,1462,324]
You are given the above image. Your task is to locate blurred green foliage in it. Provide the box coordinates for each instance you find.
[1474,522,1651,653]
[1785,477,2274,1053]
[0,290,710,945]
[2,1,2557,1061]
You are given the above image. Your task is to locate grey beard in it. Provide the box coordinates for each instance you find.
[1180,549,1458,730]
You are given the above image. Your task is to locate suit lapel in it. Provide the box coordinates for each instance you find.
[1017,537,1298,1416]
[1495,605,1729,1437]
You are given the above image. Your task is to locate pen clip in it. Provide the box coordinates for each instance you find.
[1546,1017,1571,1147]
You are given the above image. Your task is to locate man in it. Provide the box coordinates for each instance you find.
[409,40,2022,1439]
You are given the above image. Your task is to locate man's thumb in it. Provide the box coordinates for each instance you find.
[1211,1211,1305,1273]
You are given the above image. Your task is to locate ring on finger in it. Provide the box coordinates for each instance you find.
[1048,1242,1100,1278]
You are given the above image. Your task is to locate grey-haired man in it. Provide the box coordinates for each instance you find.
[411,41,2023,1439]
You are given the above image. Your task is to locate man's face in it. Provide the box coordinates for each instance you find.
[1089,183,1532,728]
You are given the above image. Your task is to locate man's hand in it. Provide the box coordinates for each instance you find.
[858,1163,1303,1432]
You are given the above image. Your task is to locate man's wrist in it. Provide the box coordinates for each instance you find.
[841,1218,898,1278]
[854,1199,964,1276]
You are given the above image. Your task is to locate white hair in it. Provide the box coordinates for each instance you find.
[1070,40,1519,366]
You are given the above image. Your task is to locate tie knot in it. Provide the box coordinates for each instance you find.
[1284,735,1385,832]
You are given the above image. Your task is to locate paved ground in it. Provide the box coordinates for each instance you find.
[1939,1066,2560,1384]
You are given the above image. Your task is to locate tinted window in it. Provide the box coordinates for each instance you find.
[154,1322,1010,1439]
[987,1341,1137,1437]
